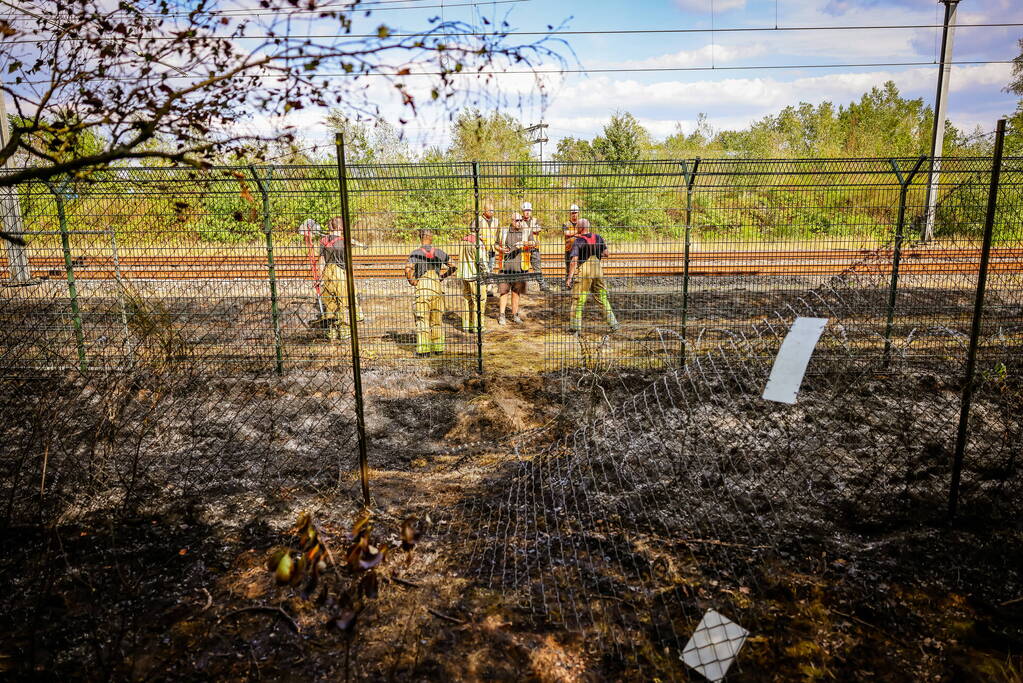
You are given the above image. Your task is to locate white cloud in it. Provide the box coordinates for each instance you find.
[540,62,1014,143]
[673,0,745,11]
[610,43,768,70]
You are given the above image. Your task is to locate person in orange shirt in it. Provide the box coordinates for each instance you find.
[562,204,587,286]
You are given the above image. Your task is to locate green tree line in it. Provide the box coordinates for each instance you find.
[10,74,1023,246]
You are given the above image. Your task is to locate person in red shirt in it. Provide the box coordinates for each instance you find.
[404,229,456,356]
[565,225,619,334]
[317,217,365,340]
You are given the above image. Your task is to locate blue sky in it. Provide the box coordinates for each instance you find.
[281,0,1020,153]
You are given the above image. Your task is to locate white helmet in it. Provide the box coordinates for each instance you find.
[521,201,532,211]
[569,204,580,212]
[299,218,321,235]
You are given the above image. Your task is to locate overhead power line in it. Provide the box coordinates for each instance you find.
[3,21,1022,44]
[17,58,1012,83]
[1,0,528,21]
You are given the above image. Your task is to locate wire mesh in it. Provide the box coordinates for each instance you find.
[0,155,1020,678]
[451,156,1023,678]
[344,162,480,372]
[540,157,1022,378]
[0,168,359,525]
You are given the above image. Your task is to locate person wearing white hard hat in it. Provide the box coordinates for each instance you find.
[565,221,619,334]
[494,212,533,324]
[518,201,549,292]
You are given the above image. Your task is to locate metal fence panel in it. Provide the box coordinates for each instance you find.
[0,168,358,525]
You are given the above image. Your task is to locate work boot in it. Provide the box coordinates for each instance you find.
[538,278,550,292]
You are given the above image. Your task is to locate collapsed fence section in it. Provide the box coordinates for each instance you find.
[455,156,1023,680]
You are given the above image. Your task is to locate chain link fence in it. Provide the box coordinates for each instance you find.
[1,145,1021,677]
[0,167,360,526]
[456,150,1023,678]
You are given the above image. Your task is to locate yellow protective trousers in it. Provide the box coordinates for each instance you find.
[460,278,485,332]
[322,263,364,336]
[414,271,445,354]
[570,257,618,330]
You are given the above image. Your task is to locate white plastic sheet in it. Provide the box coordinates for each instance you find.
[681,609,749,681]
[762,317,829,404]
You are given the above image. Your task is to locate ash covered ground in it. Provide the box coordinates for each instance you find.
[0,356,1021,681]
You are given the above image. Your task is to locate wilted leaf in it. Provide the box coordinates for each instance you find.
[275,552,294,584]
[358,572,379,599]
[292,511,312,535]
[328,608,360,634]
[266,546,289,571]
[239,183,254,204]
[351,509,371,538]
[327,591,360,634]
[358,544,387,571]
[290,554,307,585]
[346,532,368,569]
[401,518,422,552]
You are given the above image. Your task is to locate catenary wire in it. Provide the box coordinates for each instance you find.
[4,21,1023,44]
[14,59,1012,83]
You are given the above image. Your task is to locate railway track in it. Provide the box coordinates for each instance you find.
[5,247,1023,281]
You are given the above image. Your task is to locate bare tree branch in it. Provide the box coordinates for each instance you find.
[0,0,566,187]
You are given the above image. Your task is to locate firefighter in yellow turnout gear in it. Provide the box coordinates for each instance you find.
[565,223,620,334]
[458,225,488,333]
[318,217,365,341]
[405,229,456,356]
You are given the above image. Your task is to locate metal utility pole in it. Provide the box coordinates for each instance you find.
[519,122,549,162]
[0,75,30,281]
[922,0,961,242]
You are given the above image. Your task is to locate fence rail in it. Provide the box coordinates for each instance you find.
[1,148,1021,525]
[1,143,1021,679]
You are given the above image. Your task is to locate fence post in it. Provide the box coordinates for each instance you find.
[0,90,30,282]
[882,155,926,367]
[44,180,87,372]
[335,133,371,508]
[107,227,132,362]
[948,118,1006,519]
[680,157,701,366]
[471,161,484,375]
[249,165,284,376]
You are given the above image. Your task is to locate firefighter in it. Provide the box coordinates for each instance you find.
[565,223,620,334]
[472,202,500,298]
[562,204,586,278]
[519,201,549,292]
[458,222,488,333]
[318,217,365,341]
[405,229,456,356]
[495,213,534,325]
